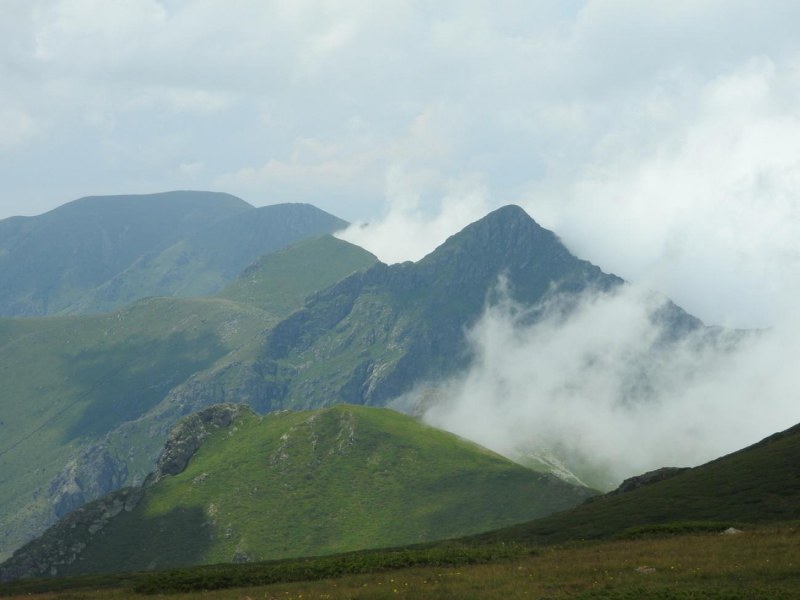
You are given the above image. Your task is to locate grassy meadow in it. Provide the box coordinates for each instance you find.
[2,523,798,599]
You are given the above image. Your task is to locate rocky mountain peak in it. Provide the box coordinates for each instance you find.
[419,204,558,266]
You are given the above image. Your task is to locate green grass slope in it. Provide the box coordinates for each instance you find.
[476,421,800,546]
[218,235,378,315]
[0,405,595,579]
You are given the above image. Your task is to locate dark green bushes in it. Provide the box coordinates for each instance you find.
[133,543,533,594]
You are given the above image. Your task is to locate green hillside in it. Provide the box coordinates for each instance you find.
[0,405,595,580]
[0,237,377,562]
[476,421,800,546]
[0,192,348,316]
[218,234,378,314]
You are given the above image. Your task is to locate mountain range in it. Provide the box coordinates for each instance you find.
[0,191,347,316]
[0,192,725,572]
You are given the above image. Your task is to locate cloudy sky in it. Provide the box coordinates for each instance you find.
[4,0,800,485]
[3,0,800,328]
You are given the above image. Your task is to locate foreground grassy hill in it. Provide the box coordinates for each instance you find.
[0,192,347,316]
[0,236,377,562]
[0,405,595,580]
[3,418,800,597]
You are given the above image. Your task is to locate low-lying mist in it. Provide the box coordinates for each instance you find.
[398,282,800,490]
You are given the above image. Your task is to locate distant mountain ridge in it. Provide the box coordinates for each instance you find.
[0,404,595,580]
[0,191,348,316]
[252,205,700,410]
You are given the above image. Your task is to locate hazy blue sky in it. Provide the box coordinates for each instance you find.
[3,1,800,326]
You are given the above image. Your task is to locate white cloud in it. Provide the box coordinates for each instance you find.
[125,88,237,114]
[336,167,490,263]
[0,107,44,152]
[420,283,800,489]
[526,56,800,327]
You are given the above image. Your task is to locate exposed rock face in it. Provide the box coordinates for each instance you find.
[151,403,255,482]
[610,467,691,495]
[0,487,144,582]
[48,445,129,519]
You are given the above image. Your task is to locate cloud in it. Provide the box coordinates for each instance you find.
[0,107,44,152]
[336,167,490,263]
[2,0,800,329]
[418,282,800,490]
[526,55,800,328]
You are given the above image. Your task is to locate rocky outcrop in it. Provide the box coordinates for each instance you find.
[151,403,255,482]
[610,467,691,495]
[48,445,129,519]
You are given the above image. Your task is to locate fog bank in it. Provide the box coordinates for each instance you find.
[409,284,799,489]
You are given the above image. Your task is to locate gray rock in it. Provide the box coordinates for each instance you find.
[150,403,255,483]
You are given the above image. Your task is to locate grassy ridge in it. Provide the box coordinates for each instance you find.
[218,235,378,314]
[4,421,800,596]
